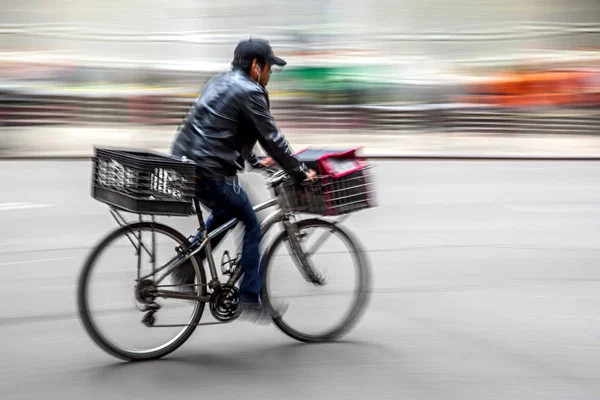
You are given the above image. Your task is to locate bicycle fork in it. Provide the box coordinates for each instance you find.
[282,220,325,286]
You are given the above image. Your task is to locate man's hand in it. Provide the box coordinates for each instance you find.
[305,169,317,181]
[259,155,315,182]
[259,157,274,168]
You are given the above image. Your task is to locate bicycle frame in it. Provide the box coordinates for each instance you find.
[152,197,283,286]
[109,172,349,304]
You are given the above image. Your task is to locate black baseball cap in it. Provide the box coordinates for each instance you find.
[232,38,287,68]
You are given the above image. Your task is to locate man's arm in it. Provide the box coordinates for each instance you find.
[247,151,275,169]
[243,89,309,182]
[246,151,261,168]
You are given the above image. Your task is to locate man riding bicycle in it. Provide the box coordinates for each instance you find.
[171,38,316,320]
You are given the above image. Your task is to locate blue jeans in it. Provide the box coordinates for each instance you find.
[194,176,263,303]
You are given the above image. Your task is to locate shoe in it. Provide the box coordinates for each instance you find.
[171,261,196,295]
[235,298,289,325]
[171,239,203,295]
[266,298,289,319]
[236,301,272,325]
[173,277,196,295]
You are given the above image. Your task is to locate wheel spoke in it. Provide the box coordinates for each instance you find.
[304,216,349,257]
[264,219,370,342]
[78,222,207,361]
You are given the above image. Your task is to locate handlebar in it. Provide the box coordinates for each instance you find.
[261,167,289,187]
[256,161,317,187]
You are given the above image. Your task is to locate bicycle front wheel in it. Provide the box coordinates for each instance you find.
[77,221,207,361]
[262,218,371,342]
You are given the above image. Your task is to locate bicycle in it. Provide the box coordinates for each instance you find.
[77,147,376,361]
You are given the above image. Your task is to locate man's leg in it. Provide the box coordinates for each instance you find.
[211,179,263,303]
[175,177,262,300]
[173,180,235,287]
[219,178,288,320]
[238,172,267,225]
[202,209,235,249]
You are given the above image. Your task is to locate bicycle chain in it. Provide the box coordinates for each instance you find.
[149,320,236,328]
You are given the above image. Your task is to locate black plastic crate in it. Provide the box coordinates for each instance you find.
[91,147,196,216]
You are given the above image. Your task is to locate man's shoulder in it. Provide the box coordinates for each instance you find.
[219,70,266,97]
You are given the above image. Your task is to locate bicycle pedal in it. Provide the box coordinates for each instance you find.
[142,311,157,327]
[140,302,161,312]
[311,273,327,286]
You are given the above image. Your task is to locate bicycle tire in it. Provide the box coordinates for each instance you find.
[261,218,371,342]
[77,221,207,361]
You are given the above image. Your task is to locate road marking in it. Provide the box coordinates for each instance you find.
[0,241,23,246]
[0,257,75,267]
[0,202,53,211]
[505,204,600,213]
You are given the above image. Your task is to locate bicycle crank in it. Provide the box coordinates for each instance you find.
[209,284,240,322]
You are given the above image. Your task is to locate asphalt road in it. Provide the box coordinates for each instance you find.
[0,160,599,400]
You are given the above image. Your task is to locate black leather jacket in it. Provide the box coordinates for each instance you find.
[171,69,307,182]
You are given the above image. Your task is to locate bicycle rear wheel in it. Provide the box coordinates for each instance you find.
[77,221,207,361]
[261,218,371,342]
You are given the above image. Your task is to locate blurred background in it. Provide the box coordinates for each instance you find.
[1,2,600,400]
[1,0,600,155]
